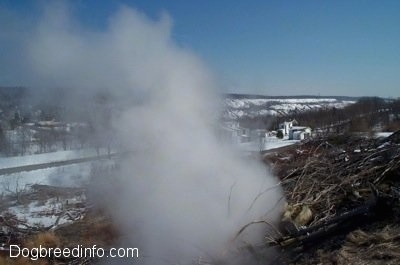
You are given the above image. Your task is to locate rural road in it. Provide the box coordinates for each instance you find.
[0,153,120,175]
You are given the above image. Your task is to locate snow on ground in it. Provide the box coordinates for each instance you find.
[374,132,394,138]
[5,195,85,229]
[223,97,356,119]
[262,137,299,151]
[237,136,299,152]
[225,98,340,109]
[0,157,114,230]
[224,109,277,119]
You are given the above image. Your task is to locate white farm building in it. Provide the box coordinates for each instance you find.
[289,126,312,140]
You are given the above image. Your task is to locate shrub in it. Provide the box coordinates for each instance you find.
[277,130,284,139]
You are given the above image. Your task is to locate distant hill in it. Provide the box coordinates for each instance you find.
[223,93,359,101]
[222,94,358,120]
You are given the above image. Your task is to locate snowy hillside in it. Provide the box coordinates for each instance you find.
[223,95,357,119]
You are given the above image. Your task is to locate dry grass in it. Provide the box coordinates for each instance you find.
[0,257,48,265]
[54,210,119,247]
[337,226,400,265]
[264,133,400,230]
[303,226,400,265]
[24,232,61,249]
[263,132,400,264]
[1,208,119,264]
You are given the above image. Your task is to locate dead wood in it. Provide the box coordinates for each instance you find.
[263,132,400,264]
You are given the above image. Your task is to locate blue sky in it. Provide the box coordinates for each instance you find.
[1,0,400,97]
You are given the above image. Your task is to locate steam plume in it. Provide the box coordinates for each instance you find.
[4,3,284,264]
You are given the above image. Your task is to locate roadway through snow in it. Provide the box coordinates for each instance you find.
[0,153,120,175]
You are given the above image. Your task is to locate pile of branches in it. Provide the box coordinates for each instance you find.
[263,131,400,263]
[0,184,93,264]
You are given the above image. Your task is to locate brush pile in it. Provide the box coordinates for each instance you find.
[0,185,119,265]
[263,131,400,264]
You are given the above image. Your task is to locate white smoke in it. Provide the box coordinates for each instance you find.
[5,3,284,264]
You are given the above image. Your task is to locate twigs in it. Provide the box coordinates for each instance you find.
[263,132,400,254]
[234,220,282,241]
[227,182,236,217]
[246,182,282,214]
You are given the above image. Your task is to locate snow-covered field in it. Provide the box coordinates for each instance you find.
[262,137,299,151]
[236,136,299,152]
[5,194,86,228]
[0,151,115,229]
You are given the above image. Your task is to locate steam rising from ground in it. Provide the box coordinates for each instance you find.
[7,4,283,264]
